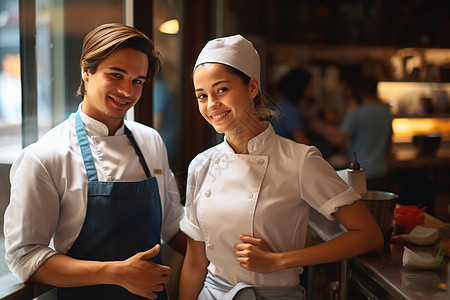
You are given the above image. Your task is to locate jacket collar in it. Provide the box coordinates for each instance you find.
[77,102,125,137]
[222,122,273,154]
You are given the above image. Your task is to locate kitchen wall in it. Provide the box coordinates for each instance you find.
[219,0,450,127]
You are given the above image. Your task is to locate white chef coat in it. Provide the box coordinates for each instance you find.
[4,105,184,281]
[180,123,360,287]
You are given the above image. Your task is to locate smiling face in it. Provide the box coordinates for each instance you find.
[81,47,148,134]
[193,63,259,135]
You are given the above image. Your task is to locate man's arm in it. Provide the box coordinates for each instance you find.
[309,118,349,146]
[29,245,170,300]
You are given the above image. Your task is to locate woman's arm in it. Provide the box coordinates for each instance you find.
[29,245,170,300]
[178,237,209,300]
[235,200,384,273]
[168,230,188,255]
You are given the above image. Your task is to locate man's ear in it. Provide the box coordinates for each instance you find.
[81,66,90,82]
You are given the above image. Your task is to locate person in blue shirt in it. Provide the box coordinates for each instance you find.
[311,76,393,190]
[153,73,180,163]
[340,77,393,190]
[271,68,311,145]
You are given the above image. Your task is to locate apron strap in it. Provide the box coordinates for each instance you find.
[124,125,151,178]
[75,111,98,181]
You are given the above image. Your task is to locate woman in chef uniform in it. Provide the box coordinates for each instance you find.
[4,24,186,299]
[179,35,384,300]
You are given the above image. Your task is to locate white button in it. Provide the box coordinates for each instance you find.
[205,190,211,197]
[248,192,253,199]
[93,138,100,145]
[214,158,220,164]
[257,159,264,165]
[207,244,214,250]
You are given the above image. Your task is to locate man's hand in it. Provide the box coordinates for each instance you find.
[234,235,280,274]
[115,244,171,299]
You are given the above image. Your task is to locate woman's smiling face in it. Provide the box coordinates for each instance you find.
[193,63,259,134]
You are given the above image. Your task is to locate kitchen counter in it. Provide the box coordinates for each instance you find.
[308,209,449,299]
[389,141,450,169]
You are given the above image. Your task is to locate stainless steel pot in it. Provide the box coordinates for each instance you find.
[361,190,399,243]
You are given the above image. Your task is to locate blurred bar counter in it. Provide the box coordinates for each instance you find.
[307,209,449,300]
[389,141,450,169]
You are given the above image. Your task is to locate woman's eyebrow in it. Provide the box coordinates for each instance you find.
[195,80,230,92]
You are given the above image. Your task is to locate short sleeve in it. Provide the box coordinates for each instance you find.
[179,157,206,242]
[160,167,185,242]
[298,146,360,220]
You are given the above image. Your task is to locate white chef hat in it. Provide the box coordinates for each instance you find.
[194,34,261,85]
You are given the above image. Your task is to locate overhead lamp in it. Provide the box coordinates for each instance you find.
[159,19,179,34]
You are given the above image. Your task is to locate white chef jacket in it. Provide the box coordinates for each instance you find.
[180,123,360,287]
[4,105,184,281]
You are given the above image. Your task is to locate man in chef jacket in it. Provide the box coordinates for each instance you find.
[3,23,186,300]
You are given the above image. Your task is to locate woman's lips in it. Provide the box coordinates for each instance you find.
[210,110,230,121]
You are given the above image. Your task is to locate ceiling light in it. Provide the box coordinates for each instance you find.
[159,19,179,34]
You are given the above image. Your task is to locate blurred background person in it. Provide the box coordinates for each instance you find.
[272,68,338,159]
[311,76,393,190]
[271,68,311,145]
[153,71,179,164]
[152,0,182,168]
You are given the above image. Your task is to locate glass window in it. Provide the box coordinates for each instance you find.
[152,0,184,181]
[0,0,20,278]
[0,0,20,165]
[0,0,124,279]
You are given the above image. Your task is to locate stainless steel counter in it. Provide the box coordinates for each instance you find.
[308,209,449,299]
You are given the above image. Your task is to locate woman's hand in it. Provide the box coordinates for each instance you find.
[234,235,280,274]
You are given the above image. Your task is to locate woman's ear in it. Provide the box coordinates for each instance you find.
[249,77,259,98]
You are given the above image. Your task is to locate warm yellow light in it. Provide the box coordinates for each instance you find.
[159,19,179,34]
[392,118,450,143]
[393,119,436,136]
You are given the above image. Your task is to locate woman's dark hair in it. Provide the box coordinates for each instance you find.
[77,23,161,98]
[278,68,312,103]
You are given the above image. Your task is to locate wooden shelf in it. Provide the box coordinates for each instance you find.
[232,0,450,48]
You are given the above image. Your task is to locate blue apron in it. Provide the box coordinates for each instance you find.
[58,112,168,299]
